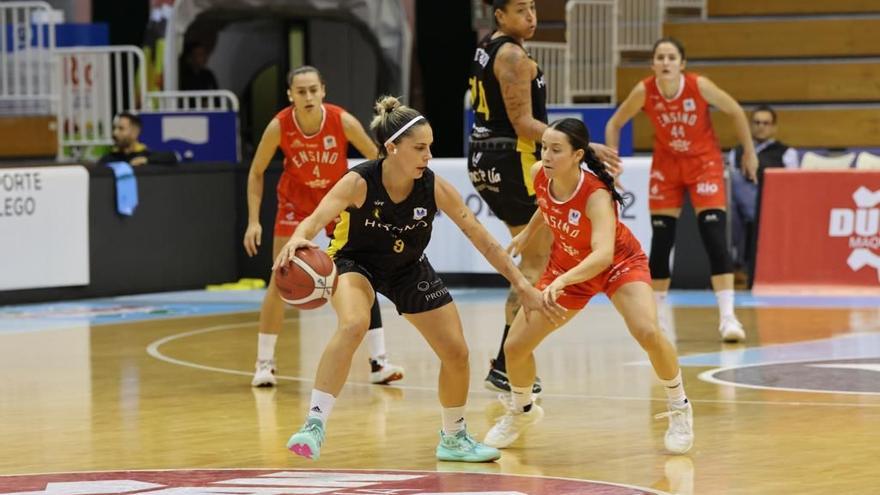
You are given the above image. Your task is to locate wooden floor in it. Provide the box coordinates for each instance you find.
[1,290,879,494]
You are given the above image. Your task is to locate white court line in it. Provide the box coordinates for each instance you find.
[145,319,880,408]
[698,358,880,396]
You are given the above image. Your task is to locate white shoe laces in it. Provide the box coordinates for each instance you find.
[654,408,690,435]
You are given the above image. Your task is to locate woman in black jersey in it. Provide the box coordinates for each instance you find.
[469,0,621,395]
[274,96,560,463]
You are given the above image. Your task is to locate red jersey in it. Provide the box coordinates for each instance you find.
[641,72,720,157]
[535,167,643,274]
[275,103,349,217]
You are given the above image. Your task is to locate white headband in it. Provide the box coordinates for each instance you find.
[384,115,425,146]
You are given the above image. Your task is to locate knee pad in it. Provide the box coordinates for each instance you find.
[368,297,382,330]
[697,209,733,275]
[649,215,677,279]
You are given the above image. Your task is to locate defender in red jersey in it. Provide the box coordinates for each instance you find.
[243,66,403,388]
[606,37,757,343]
[484,119,693,455]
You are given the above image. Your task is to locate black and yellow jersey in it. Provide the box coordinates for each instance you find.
[469,34,548,143]
[327,160,436,274]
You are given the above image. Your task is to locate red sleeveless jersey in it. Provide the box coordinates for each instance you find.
[535,167,643,274]
[274,103,349,217]
[641,72,720,157]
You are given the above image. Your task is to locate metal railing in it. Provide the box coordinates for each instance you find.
[525,42,567,104]
[54,45,146,158]
[145,90,240,112]
[618,0,664,52]
[566,0,618,101]
[0,1,56,115]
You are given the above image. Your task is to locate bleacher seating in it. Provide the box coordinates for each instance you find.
[708,0,880,17]
[618,0,880,153]
[664,18,880,59]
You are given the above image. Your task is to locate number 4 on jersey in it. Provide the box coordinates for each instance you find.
[469,76,490,121]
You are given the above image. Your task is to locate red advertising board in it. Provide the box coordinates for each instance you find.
[754,169,880,293]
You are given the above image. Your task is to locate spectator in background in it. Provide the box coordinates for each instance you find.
[727,105,798,288]
[179,42,218,91]
[99,113,150,166]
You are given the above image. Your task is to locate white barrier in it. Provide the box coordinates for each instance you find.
[0,165,89,291]
[566,0,617,102]
[55,46,146,160]
[0,1,56,115]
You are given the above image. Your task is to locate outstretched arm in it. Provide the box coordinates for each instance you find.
[244,119,282,257]
[605,82,645,151]
[698,76,757,182]
[341,111,379,159]
[435,175,563,320]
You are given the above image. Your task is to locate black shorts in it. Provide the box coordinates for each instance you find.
[467,145,538,227]
[334,255,453,315]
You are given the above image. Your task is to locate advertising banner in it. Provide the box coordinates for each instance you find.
[754,170,880,293]
[0,166,90,291]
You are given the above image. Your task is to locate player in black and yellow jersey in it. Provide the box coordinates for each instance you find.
[274,96,563,463]
[469,0,621,395]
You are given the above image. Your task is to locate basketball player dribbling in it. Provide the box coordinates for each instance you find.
[606,38,758,343]
[243,66,403,387]
[275,96,561,462]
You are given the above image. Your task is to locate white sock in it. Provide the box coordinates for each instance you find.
[367,327,387,362]
[659,370,688,409]
[441,405,467,435]
[715,289,735,320]
[510,385,533,413]
[306,389,336,425]
[257,333,278,361]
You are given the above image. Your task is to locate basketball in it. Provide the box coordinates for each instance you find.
[274,246,337,309]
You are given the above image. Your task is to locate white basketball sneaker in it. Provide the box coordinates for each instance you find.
[719,316,746,343]
[251,359,277,387]
[369,356,404,384]
[483,404,544,448]
[655,402,694,454]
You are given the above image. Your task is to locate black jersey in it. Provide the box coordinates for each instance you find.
[469,34,548,143]
[327,160,436,274]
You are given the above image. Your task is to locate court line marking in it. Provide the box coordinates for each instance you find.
[146,319,880,409]
[0,467,672,495]
[698,358,880,396]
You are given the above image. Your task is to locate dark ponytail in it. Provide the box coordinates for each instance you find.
[547,118,623,205]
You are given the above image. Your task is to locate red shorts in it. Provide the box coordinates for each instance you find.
[273,201,335,238]
[537,252,652,310]
[649,152,726,210]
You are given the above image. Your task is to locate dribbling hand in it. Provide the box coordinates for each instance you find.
[272,237,319,271]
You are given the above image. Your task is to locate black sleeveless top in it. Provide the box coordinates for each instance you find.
[469,34,548,143]
[327,160,437,274]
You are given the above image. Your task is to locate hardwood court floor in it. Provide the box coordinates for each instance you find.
[1,289,879,494]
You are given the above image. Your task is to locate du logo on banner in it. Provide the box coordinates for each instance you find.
[829,186,880,281]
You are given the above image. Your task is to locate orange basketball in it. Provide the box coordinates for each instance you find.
[274,246,337,309]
